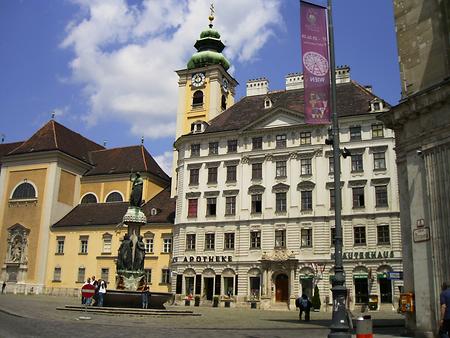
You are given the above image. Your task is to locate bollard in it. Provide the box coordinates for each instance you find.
[356,315,373,338]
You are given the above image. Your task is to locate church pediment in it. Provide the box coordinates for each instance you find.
[244,109,305,131]
[7,223,30,234]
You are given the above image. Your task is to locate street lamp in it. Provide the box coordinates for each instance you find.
[327,0,351,337]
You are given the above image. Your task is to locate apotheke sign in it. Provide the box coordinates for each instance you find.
[331,250,394,260]
[172,255,233,264]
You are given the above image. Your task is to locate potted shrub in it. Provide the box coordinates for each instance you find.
[213,296,219,307]
[194,295,200,307]
[312,286,321,311]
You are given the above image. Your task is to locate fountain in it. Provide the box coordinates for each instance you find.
[103,172,173,309]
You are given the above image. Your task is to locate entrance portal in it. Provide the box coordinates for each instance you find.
[204,277,214,301]
[379,278,392,303]
[275,274,289,302]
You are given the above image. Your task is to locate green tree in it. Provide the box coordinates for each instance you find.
[312,285,321,310]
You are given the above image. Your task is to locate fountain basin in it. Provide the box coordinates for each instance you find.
[103,290,173,309]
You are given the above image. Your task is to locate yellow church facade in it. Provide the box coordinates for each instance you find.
[0,120,174,294]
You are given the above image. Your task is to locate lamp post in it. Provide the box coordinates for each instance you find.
[327,0,351,337]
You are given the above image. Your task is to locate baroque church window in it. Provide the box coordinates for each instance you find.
[105,191,123,203]
[221,95,227,110]
[80,193,97,204]
[193,90,204,106]
[11,182,36,200]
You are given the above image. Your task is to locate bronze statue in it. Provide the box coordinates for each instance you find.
[129,172,143,207]
[117,234,133,271]
[133,235,146,271]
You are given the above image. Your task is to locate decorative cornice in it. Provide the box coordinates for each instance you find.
[185,192,201,198]
[204,191,220,197]
[370,178,390,186]
[272,183,290,193]
[348,179,367,187]
[223,189,239,196]
[248,184,265,194]
[297,181,316,190]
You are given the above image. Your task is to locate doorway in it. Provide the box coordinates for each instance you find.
[300,277,313,299]
[379,277,392,303]
[275,274,289,302]
[354,277,369,304]
[204,277,214,300]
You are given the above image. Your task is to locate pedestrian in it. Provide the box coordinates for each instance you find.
[91,276,99,306]
[440,282,450,338]
[2,281,6,294]
[97,280,106,307]
[297,294,312,321]
[142,284,150,309]
[82,278,91,305]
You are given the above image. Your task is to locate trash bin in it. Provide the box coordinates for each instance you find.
[356,315,373,338]
[368,295,378,311]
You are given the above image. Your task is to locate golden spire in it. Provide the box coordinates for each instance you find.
[209,3,215,28]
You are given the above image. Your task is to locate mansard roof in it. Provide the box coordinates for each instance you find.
[53,186,174,228]
[7,120,104,164]
[204,81,389,134]
[85,145,170,182]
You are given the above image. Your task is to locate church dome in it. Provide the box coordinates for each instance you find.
[187,18,230,70]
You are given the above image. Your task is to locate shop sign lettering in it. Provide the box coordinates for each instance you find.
[172,256,233,264]
[330,250,394,260]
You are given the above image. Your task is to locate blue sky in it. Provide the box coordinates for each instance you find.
[0,0,400,173]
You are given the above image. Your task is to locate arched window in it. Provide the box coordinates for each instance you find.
[105,192,123,203]
[221,95,227,110]
[192,90,204,106]
[80,193,97,204]
[11,182,36,200]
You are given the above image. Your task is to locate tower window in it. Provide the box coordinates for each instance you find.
[193,90,204,106]
[221,95,227,110]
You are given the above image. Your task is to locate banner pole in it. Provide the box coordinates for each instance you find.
[327,0,351,337]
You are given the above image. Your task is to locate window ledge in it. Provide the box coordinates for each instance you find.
[52,280,61,283]
[301,246,313,249]
[275,176,287,180]
[275,211,287,215]
[160,252,171,255]
[78,252,88,255]
[352,206,365,209]
[353,244,367,247]
[373,168,387,172]
[101,252,112,255]
[226,180,237,184]
[188,183,199,187]
[55,253,64,256]
[377,242,391,246]
[300,174,312,178]
[159,283,171,286]
[351,170,364,174]
[205,215,217,218]
[187,216,198,219]
[249,247,261,250]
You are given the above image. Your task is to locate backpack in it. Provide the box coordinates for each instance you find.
[300,298,309,309]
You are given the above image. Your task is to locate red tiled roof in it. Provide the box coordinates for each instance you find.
[85,145,170,182]
[141,186,175,224]
[0,141,23,164]
[204,81,389,133]
[7,120,104,163]
[53,186,175,228]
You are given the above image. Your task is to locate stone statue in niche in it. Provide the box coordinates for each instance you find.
[11,237,22,262]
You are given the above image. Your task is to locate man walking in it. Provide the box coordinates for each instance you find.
[2,281,6,294]
[440,282,450,338]
[297,294,312,322]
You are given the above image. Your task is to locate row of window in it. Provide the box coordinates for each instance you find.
[190,124,384,157]
[189,152,387,186]
[182,224,391,251]
[53,267,171,284]
[56,236,173,255]
[80,191,123,204]
[187,185,389,218]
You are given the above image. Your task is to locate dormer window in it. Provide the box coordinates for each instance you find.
[264,97,272,109]
[191,121,206,134]
[371,99,383,112]
[150,208,158,216]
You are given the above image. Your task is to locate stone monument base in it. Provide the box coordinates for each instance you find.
[103,290,174,309]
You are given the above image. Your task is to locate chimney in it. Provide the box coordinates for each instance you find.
[246,78,269,97]
[335,65,351,83]
[285,73,304,90]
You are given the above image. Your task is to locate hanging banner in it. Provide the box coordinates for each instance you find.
[300,1,331,124]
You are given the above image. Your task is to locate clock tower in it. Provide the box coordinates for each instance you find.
[174,14,238,139]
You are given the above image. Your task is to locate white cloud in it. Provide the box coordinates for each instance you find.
[154,150,173,175]
[62,0,283,139]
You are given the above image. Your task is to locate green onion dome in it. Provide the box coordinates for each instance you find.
[187,24,230,70]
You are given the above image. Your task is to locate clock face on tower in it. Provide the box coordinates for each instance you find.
[192,73,205,87]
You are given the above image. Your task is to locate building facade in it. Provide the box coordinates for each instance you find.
[379,1,450,336]
[171,21,403,310]
[0,120,174,294]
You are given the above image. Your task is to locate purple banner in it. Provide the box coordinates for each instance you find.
[300,1,331,124]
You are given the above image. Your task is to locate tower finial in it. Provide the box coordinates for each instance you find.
[209,3,215,28]
[141,136,144,145]
[51,111,55,119]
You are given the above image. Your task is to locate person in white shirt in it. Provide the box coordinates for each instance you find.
[98,280,107,307]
